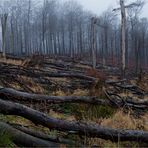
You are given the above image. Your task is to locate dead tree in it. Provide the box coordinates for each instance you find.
[10,123,78,146]
[113,0,145,77]
[0,87,147,110]
[0,13,8,58]
[0,122,58,147]
[120,0,126,77]
[0,99,148,143]
[91,17,97,69]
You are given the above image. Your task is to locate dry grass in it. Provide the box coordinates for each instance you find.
[52,90,68,96]
[86,111,148,147]
[72,89,89,96]
[101,110,148,130]
[15,76,45,94]
[0,58,23,66]
[49,110,75,121]
[101,111,136,129]
[52,89,89,96]
[75,63,91,69]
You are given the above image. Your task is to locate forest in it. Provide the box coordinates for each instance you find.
[0,0,148,147]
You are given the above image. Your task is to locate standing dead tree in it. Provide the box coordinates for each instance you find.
[120,0,126,78]
[91,17,97,69]
[0,13,8,58]
[93,17,108,67]
[113,0,145,77]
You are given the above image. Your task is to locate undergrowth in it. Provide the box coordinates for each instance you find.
[0,60,147,147]
[0,130,14,147]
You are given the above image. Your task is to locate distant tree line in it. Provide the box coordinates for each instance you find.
[0,0,147,73]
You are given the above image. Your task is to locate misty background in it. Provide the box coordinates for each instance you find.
[0,0,147,73]
[72,0,148,17]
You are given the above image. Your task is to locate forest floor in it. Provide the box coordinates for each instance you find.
[0,55,148,147]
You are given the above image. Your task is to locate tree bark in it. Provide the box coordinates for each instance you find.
[120,0,126,77]
[0,13,8,58]
[91,17,97,69]
[0,87,109,105]
[0,122,58,147]
[0,99,147,143]
[11,123,77,145]
[0,87,147,110]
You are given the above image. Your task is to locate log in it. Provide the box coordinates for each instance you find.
[1,68,95,81]
[0,99,148,143]
[0,62,95,81]
[0,87,147,110]
[105,91,148,110]
[106,79,127,84]
[29,72,96,81]
[107,80,146,96]
[0,87,110,105]
[11,123,78,145]
[0,122,58,147]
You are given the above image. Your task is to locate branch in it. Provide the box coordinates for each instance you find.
[113,1,145,12]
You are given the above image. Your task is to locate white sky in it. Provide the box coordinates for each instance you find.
[73,0,148,17]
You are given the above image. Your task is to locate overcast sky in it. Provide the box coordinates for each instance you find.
[73,0,148,17]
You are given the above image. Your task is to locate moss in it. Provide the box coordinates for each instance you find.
[0,130,14,147]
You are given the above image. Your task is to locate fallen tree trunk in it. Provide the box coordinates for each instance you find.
[106,80,146,96]
[0,122,58,147]
[11,123,78,146]
[0,99,148,143]
[0,87,109,105]
[1,69,95,81]
[0,87,147,110]
[0,63,95,81]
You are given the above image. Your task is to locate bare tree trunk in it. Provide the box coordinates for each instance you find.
[120,0,126,77]
[91,17,96,69]
[0,14,8,58]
